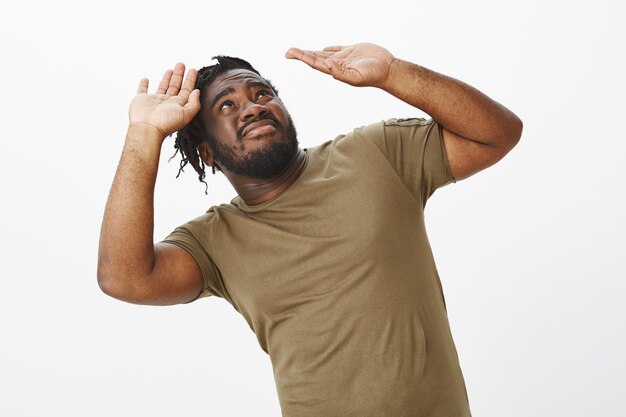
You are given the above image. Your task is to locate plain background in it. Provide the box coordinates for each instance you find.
[1,0,624,416]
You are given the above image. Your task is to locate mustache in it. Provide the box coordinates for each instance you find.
[237,115,281,141]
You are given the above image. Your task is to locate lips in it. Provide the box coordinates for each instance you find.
[242,118,277,138]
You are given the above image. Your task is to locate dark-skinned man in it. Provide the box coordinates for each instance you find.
[98,42,522,417]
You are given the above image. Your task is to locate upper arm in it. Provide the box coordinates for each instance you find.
[360,118,455,205]
[101,242,204,306]
[442,127,519,181]
[146,242,204,305]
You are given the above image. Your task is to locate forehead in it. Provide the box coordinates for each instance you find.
[205,69,269,98]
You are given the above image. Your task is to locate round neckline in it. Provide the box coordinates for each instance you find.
[232,148,310,212]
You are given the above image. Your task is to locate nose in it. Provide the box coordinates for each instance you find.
[240,101,269,122]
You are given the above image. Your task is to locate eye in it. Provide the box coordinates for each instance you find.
[256,90,272,100]
[219,100,234,111]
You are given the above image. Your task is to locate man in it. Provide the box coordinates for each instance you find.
[98,43,522,416]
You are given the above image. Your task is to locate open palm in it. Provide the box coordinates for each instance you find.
[129,63,201,137]
[285,43,396,88]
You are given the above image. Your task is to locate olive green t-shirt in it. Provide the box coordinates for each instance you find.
[164,118,471,417]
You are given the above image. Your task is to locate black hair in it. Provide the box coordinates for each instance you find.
[171,56,278,193]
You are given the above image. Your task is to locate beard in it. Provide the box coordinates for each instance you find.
[210,114,299,179]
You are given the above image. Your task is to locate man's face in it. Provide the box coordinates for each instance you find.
[199,68,298,179]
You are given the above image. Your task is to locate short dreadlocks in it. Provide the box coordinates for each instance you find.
[171,56,278,193]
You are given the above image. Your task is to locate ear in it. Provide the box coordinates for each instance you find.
[198,142,216,166]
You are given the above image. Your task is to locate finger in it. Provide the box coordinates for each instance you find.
[286,47,333,59]
[285,48,333,75]
[137,78,149,94]
[328,62,363,85]
[285,47,303,59]
[327,59,347,78]
[326,58,352,73]
[165,62,186,96]
[322,45,345,52]
[183,89,201,115]
[176,89,202,128]
[156,69,173,94]
[178,68,198,100]
[325,45,353,60]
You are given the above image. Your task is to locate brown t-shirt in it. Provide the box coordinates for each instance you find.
[164,118,471,417]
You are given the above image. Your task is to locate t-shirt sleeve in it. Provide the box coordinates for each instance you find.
[361,118,455,207]
[162,223,225,302]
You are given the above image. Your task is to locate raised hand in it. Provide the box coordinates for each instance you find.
[129,63,201,138]
[285,43,397,88]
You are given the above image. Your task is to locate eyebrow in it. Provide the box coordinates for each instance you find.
[247,80,273,91]
[210,80,274,109]
[210,87,235,109]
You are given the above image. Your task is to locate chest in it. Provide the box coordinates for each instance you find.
[215,159,427,317]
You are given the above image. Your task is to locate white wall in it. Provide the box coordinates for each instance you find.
[1,0,624,416]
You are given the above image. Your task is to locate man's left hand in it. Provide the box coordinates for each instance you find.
[286,43,396,89]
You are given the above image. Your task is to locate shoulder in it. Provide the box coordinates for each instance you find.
[356,117,436,141]
[170,203,238,239]
[384,117,434,127]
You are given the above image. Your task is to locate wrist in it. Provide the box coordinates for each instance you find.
[378,57,402,92]
[124,123,168,159]
[127,122,169,142]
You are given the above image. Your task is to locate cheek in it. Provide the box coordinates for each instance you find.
[270,104,290,124]
[212,121,236,142]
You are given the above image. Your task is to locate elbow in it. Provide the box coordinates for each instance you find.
[97,247,118,298]
[514,115,523,142]
[509,114,523,147]
[496,113,523,152]
[97,264,119,299]
[97,261,153,304]
[97,261,133,301]
[97,248,157,304]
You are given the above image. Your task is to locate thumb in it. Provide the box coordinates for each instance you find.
[326,58,341,72]
[327,59,352,81]
[183,89,201,117]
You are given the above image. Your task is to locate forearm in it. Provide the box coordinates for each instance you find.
[381,59,522,146]
[97,124,164,296]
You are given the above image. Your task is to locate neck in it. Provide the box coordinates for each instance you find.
[223,148,308,206]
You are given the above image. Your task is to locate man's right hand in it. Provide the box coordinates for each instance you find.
[129,63,201,139]
[98,63,205,306]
